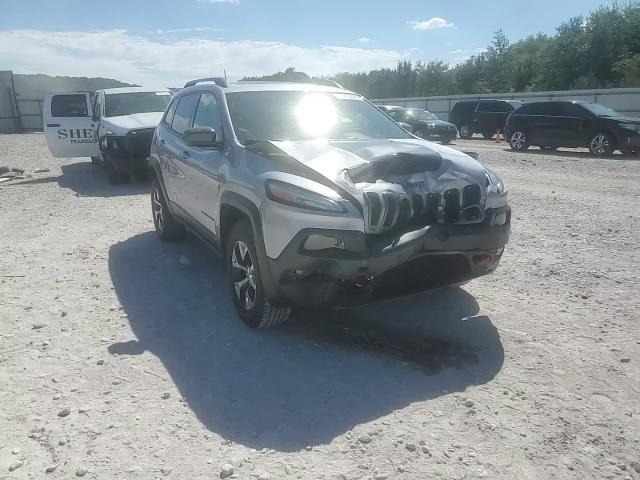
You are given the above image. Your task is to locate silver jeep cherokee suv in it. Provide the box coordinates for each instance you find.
[148,78,511,328]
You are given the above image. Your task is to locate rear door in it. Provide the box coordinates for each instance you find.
[43,93,100,158]
[184,92,226,236]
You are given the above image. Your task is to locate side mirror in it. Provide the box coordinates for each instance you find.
[183,127,217,147]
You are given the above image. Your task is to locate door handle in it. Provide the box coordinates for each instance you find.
[158,137,165,145]
[46,123,60,127]
[181,151,190,159]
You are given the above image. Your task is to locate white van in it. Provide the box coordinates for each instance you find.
[43,87,172,183]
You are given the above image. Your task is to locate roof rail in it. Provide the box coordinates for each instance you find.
[183,77,228,88]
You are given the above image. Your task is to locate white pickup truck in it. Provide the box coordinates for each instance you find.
[43,87,172,183]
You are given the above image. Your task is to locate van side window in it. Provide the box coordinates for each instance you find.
[192,93,224,140]
[171,94,199,134]
[51,94,89,117]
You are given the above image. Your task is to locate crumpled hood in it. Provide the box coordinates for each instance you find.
[270,138,487,193]
[102,112,164,135]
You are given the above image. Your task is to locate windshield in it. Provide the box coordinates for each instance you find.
[581,103,620,117]
[104,92,172,117]
[225,91,413,144]
[406,109,438,121]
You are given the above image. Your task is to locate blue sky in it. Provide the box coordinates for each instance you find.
[0,0,614,87]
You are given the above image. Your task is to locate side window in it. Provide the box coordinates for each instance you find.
[171,94,199,135]
[51,94,89,117]
[560,103,588,118]
[163,98,179,127]
[192,93,223,139]
[493,102,514,113]
[477,101,493,112]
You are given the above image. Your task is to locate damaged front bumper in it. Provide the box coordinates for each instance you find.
[103,129,155,174]
[264,206,511,308]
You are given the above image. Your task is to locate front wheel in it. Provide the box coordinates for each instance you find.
[509,131,530,151]
[589,132,615,156]
[459,124,473,139]
[226,220,291,328]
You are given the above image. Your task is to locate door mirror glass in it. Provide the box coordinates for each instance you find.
[183,127,217,147]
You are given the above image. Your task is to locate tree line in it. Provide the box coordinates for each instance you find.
[244,2,640,98]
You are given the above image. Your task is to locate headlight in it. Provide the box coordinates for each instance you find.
[485,168,507,195]
[619,123,640,133]
[265,180,346,213]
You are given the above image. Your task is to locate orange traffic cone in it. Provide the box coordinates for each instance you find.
[495,131,502,143]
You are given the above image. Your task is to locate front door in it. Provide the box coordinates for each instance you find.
[43,93,100,158]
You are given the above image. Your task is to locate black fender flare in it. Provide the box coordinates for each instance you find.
[148,156,175,216]
[218,191,279,301]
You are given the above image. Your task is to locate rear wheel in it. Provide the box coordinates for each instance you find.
[226,220,291,328]
[589,132,615,156]
[459,124,473,139]
[151,178,185,241]
[509,131,530,151]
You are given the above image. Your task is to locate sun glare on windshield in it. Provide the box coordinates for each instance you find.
[295,94,338,137]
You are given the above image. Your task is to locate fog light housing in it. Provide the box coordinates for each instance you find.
[493,212,507,226]
[303,234,345,251]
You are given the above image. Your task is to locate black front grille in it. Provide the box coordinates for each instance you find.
[364,184,483,233]
[126,129,155,157]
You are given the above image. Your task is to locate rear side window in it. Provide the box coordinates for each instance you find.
[452,102,476,114]
[193,93,223,138]
[478,101,512,113]
[163,98,179,127]
[517,102,561,116]
[51,94,88,117]
[171,94,199,135]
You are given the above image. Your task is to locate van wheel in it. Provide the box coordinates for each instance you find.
[103,154,129,184]
[151,178,185,241]
[459,124,473,139]
[589,132,615,156]
[227,220,291,328]
[509,131,529,151]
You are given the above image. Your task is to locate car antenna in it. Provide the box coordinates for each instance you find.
[224,70,228,84]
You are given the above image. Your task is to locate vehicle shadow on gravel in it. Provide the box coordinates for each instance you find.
[108,232,504,452]
[58,161,150,197]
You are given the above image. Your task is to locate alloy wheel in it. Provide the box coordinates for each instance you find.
[152,187,164,232]
[511,131,526,150]
[460,125,471,138]
[590,134,610,155]
[231,240,257,311]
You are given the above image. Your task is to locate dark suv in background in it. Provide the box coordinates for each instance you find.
[378,105,458,144]
[449,99,521,139]
[504,101,640,156]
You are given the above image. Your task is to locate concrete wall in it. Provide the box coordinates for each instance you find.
[372,88,640,121]
[0,71,20,133]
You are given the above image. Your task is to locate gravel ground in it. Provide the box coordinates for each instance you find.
[0,133,639,480]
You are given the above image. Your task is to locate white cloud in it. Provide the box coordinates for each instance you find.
[408,17,455,31]
[357,37,372,44]
[0,29,411,88]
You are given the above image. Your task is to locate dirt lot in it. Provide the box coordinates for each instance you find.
[1,133,639,480]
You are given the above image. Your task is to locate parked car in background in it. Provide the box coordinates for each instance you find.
[149,78,511,328]
[505,101,640,156]
[378,105,457,144]
[43,87,173,183]
[449,99,521,139]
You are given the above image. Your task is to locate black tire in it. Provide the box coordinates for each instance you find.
[482,131,495,139]
[589,132,615,156]
[509,130,530,151]
[103,154,129,184]
[226,220,291,328]
[441,139,452,145]
[91,156,101,166]
[151,178,185,241]
[459,124,473,139]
